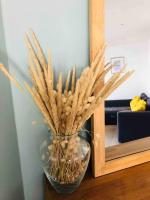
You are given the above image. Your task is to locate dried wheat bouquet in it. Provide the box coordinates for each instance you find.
[0,30,134,136]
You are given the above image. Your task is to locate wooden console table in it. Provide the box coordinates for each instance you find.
[45,162,150,199]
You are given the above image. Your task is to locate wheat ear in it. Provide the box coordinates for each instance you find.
[25,82,56,134]
[71,66,76,93]
[47,49,54,87]
[25,35,46,89]
[66,80,80,134]
[30,29,47,71]
[64,70,71,96]
[0,64,23,91]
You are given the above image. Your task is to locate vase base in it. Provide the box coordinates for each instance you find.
[44,168,85,194]
[49,177,82,194]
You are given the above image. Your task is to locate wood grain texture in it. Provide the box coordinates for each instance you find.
[106,137,150,161]
[89,0,105,177]
[45,162,150,200]
[103,149,150,175]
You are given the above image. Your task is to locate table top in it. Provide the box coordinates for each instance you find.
[45,162,150,200]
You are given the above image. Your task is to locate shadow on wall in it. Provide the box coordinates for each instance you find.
[0,49,31,84]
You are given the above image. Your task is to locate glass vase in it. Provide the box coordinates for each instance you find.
[40,133,91,194]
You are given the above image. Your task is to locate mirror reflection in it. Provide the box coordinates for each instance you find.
[105,0,150,160]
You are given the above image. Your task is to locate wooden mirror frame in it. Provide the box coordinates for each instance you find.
[90,0,150,177]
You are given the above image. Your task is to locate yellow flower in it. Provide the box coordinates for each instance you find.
[130,96,146,111]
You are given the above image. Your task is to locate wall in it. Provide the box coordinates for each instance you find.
[0,0,89,200]
[105,0,150,100]
[105,0,150,46]
[105,41,150,100]
[0,1,24,200]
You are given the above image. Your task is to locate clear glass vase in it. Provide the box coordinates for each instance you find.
[40,133,91,194]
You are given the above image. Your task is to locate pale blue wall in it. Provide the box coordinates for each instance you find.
[0,0,89,200]
[0,1,24,200]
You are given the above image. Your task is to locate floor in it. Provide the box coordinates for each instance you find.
[45,162,150,200]
[105,125,119,147]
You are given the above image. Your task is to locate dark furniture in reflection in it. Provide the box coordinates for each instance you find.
[105,99,131,125]
[118,111,150,143]
[105,99,150,143]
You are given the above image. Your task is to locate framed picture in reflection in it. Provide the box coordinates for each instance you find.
[111,57,125,74]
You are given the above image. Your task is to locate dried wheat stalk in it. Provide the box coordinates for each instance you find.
[0,36,133,134]
[0,31,134,184]
[0,64,23,91]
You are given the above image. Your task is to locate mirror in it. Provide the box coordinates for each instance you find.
[105,0,150,161]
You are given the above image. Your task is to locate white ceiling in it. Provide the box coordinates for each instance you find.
[105,0,150,46]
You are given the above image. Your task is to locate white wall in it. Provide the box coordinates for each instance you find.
[0,0,88,200]
[105,0,150,46]
[105,41,150,100]
[0,1,24,200]
[105,0,150,100]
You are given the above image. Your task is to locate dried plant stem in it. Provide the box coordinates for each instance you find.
[57,73,63,131]
[47,80,59,133]
[66,80,80,134]
[92,63,112,93]
[104,70,134,99]
[48,135,90,183]
[96,72,122,99]
[0,31,134,184]
[25,82,56,134]
[64,70,71,96]
[25,35,46,89]
[48,49,54,87]
[91,45,105,71]
[71,66,76,93]
[0,64,23,91]
[30,29,47,71]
